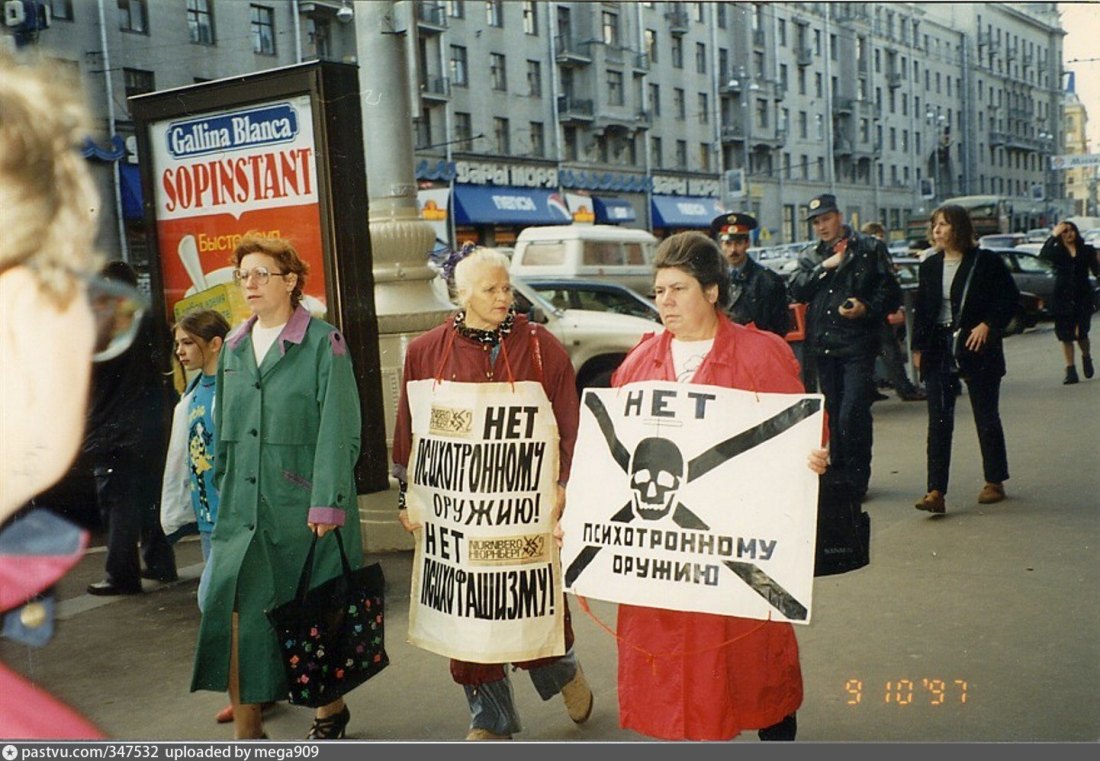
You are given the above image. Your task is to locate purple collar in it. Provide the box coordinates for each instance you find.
[227,304,311,355]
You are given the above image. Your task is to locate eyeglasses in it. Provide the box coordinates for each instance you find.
[74,270,150,363]
[233,266,288,285]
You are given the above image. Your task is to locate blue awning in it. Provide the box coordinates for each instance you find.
[118,163,144,221]
[651,195,724,228]
[453,185,573,226]
[593,196,637,224]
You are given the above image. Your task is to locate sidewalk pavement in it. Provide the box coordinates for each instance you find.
[2,324,1097,743]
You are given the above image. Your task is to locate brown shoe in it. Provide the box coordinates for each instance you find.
[978,483,1005,504]
[561,663,594,723]
[915,490,946,514]
[465,728,512,740]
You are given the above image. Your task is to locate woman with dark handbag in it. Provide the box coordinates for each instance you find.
[190,234,364,740]
[910,205,1019,515]
[1039,220,1100,384]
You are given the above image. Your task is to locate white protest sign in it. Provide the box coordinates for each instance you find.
[561,381,823,625]
[404,379,564,661]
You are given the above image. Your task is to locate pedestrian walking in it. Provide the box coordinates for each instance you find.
[788,195,902,501]
[910,205,1019,514]
[1038,220,1100,384]
[598,231,828,741]
[190,233,364,740]
[709,212,792,337]
[84,260,178,596]
[392,246,593,741]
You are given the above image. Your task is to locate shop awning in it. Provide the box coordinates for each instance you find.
[650,195,724,228]
[593,197,637,224]
[452,185,572,226]
[118,163,144,221]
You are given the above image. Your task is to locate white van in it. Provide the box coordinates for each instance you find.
[509,225,658,296]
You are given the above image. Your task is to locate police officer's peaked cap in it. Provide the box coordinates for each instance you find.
[806,193,840,220]
[709,212,758,240]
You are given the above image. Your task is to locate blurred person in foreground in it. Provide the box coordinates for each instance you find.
[861,221,926,403]
[910,205,1019,514]
[0,51,108,739]
[1039,221,1100,384]
[788,194,901,501]
[709,212,791,337]
[190,234,364,740]
[597,231,828,741]
[392,246,593,741]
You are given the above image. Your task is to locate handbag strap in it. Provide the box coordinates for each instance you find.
[293,528,354,604]
[954,252,978,328]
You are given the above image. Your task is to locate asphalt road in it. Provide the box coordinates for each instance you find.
[3,323,1097,744]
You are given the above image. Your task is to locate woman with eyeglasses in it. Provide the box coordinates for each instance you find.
[0,50,106,739]
[190,233,364,740]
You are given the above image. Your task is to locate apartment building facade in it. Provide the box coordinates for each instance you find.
[4,0,1069,258]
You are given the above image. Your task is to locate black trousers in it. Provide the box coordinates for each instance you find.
[816,353,877,495]
[93,453,176,587]
[923,329,1010,494]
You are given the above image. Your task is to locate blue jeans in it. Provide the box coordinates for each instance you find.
[463,648,579,736]
[815,354,877,495]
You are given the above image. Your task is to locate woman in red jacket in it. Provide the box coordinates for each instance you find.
[608,231,828,741]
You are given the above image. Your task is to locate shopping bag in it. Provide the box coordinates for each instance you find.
[814,471,870,577]
[266,528,389,707]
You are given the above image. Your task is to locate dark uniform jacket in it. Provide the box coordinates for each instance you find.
[910,247,1019,379]
[726,257,792,337]
[788,227,901,358]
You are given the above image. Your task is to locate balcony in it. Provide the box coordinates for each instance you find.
[887,72,902,89]
[834,137,854,157]
[419,76,450,101]
[721,124,747,142]
[557,96,595,123]
[773,83,787,101]
[666,8,689,35]
[796,47,813,67]
[835,96,856,113]
[632,52,649,72]
[416,2,447,33]
[635,110,652,129]
[555,35,592,65]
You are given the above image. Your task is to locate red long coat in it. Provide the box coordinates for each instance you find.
[611,313,806,741]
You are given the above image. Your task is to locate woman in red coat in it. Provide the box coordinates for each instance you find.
[609,231,828,741]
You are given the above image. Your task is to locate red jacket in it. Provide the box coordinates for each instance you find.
[611,314,805,740]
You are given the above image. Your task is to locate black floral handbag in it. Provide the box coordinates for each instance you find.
[814,471,871,577]
[266,528,389,707]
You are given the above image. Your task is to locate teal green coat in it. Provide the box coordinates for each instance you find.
[191,305,363,703]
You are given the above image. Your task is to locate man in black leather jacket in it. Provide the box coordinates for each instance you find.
[788,195,902,500]
[709,212,791,337]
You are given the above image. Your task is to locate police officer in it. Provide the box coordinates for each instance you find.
[788,194,902,501]
[709,212,791,337]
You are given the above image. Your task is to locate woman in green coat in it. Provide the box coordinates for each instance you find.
[191,233,363,740]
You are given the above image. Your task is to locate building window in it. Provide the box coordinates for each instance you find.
[798,111,807,139]
[250,5,275,55]
[415,109,432,149]
[671,35,683,69]
[306,17,331,59]
[675,140,688,169]
[645,29,657,64]
[454,111,472,146]
[817,157,825,181]
[493,117,510,154]
[490,53,506,91]
[563,126,578,162]
[699,143,711,172]
[449,45,468,87]
[755,99,768,130]
[118,0,148,33]
[695,42,707,74]
[522,0,537,35]
[698,92,708,124]
[674,87,685,120]
[123,67,155,100]
[49,0,73,20]
[651,136,662,168]
[814,113,824,140]
[830,32,838,61]
[797,67,806,95]
[602,10,619,47]
[718,48,729,80]
[187,0,215,45]
[778,18,786,46]
[717,3,727,28]
[447,1,464,19]
[814,72,823,98]
[779,63,788,91]
[607,70,624,105]
[649,83,660,116]
[529,121,545,157]
[486,0,502,27]
[526,60,541,97]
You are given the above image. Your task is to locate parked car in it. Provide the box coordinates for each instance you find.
[988,247,1057,311]
[1083,228,1100,247]
[979,233,1026,249]
[1025,228,1051,243]
[520,277,660,323]
[509,224,658,296]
